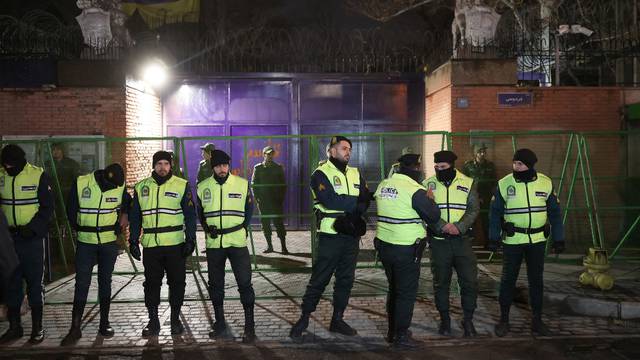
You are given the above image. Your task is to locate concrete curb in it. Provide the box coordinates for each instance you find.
[545,292,640,319]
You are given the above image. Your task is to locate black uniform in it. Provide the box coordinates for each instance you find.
[252,160,287,252]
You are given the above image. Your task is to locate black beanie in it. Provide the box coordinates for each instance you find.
[104,163,125,187]
[210,150,231,168]
[513,148,537,169]
[398,153,421,167]
[1,144,26,167]
[152,151,172,167]
[434,150,457,164]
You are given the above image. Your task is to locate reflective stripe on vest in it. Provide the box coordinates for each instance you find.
[423,170,473,239]
[498,173,552,245]
[0,163,43,227]
[134,175,187,248]
[375,173,426,245]
[197,174,248,248]
[311,161,361,235]
[76,173,124,244]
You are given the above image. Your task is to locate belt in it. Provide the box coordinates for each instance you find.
[212,223,245,235]
[513,226,545,234]
[77,225,117,233]
[143,225,184,234]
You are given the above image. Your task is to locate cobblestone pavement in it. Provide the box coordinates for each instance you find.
[2,231,639,354]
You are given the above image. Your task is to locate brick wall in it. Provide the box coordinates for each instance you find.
[424,85,452,174]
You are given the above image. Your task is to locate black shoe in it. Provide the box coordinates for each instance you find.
[171,320,185,335]
[99,299,114,337]
[532,318,551,336]
[0,307,23,343]
[99,322,115,337]
[263,247,274,254]
[461,319,477,338]
[61,302,85,346]
[242,328,256,344]
[281,248,290,255]
[438,316,451,336]
[29,305,45,344]
[209,321,227,338]
[142,307,160,337]
[393,332,422,349]
[494,321,510,337]
[61,326,82,346]
[329,318,357,336]
[242,304,256,343]
[289,314,310,340]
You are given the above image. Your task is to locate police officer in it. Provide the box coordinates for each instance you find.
[197,143,216,184]
[129,151,197,336]
[374,153,440,348]
[489,148,564,337]
[290,136,370,340]
[252,146,288,254]
[61,163,130,345]
[387,147,415,178]
[196,150,256,343]
[0,144,54,344]
[423,150,480,337]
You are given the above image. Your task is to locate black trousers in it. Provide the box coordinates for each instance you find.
[73,241,118,303]
[376,239,421,336]
[499,241,546,316]
[429,236,478,316]
[206,246,255,307]
[7,235,45,309]
[142,244,186,309]
[301,233,359,314]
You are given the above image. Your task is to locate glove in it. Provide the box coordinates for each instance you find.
[333,215,356,236]
[129,243,141,261]
[486,240,500,252]
[18,226,35,239]
[501,222,516,237]
[552,241,565,254]
[349,214,367,237]
[182,241,196,258]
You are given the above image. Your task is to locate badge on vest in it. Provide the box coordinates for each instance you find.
[203,188,212,203]
[333,176,342,189]
[507,185,516,197]
[164,191,179,198]
[82,187,91,198]
[228,193,242,199]
[378,187,398,199]
[141,186,149,197]
[456,185,469,193]
[21,185,37,192]
[535,191,547,197]
[105,197,118,203]
[354,183,360,189]
[427,182,436,190]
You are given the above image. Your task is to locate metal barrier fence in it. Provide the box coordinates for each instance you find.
[2,131,638,285]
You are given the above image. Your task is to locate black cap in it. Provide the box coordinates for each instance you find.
[434,150,457,164]
[104,163,125,187]
[152,150,172,167]
[513,148,537,169]
[1,144,26,167]
[210,149,231,167]
[398,153,421,167]
[329,136,352,148]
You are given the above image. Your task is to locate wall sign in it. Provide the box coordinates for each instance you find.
[497,92,532,107]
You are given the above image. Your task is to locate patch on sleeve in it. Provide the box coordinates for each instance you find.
[318,183,326,191]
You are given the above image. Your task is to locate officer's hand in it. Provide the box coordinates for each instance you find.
[552,241,565,254]
[486,240,500,252]
[119,213,129,232]
[443,223,460,235]
[182,241,196,258]
[129,243,141,261]
[426,188,435,200]
[18,226,35,239]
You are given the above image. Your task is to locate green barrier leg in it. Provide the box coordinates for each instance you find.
[610,214,640,260]
[580,136,605,249]
[44,141,71,275]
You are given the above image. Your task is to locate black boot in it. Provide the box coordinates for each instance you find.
[385,310,395,343]
[142,307,160,337]
[0,307,23,343]
[438,312,451,336]
[280,237,289,255]
[263,237,274,253]
[531,314,551,336]
[61,301,85,346]
[209,305,227,338]
[329,309,357,336]
[461,319,477,337]
[99,299,115,337]
[29,305,45,344]
[170,305,184,335]
[494,306,510,337]
[393,331,422,349]
[289,312,310,340]
[242,304,256,344]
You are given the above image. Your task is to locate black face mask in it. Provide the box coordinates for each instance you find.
[513,168,536,182]
[398,166,423,183]
[329,156,347,173]
[4,159,26,177]
[152,170,173,185]
[435,167,456,183]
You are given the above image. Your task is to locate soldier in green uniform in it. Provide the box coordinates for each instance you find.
[197,143,215,184]
[252,146,288,254]
[387,147,415,178]
[461,144,496,246]
[168,150,185,179]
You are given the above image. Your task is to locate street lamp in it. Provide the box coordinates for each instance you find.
[141,59,169,89]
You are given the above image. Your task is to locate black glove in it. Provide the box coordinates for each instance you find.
[129,243,141,261]
[486,239,500,252]
[18,226,35,239]
[349,214,367,237]
[552,241,565,254]
[333,215,356,236]
[182,241,196,258]
[501,222,516,237]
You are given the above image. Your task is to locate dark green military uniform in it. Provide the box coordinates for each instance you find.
[461,154,496,246]
[252,159,287,253]
[197,159,212,183]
